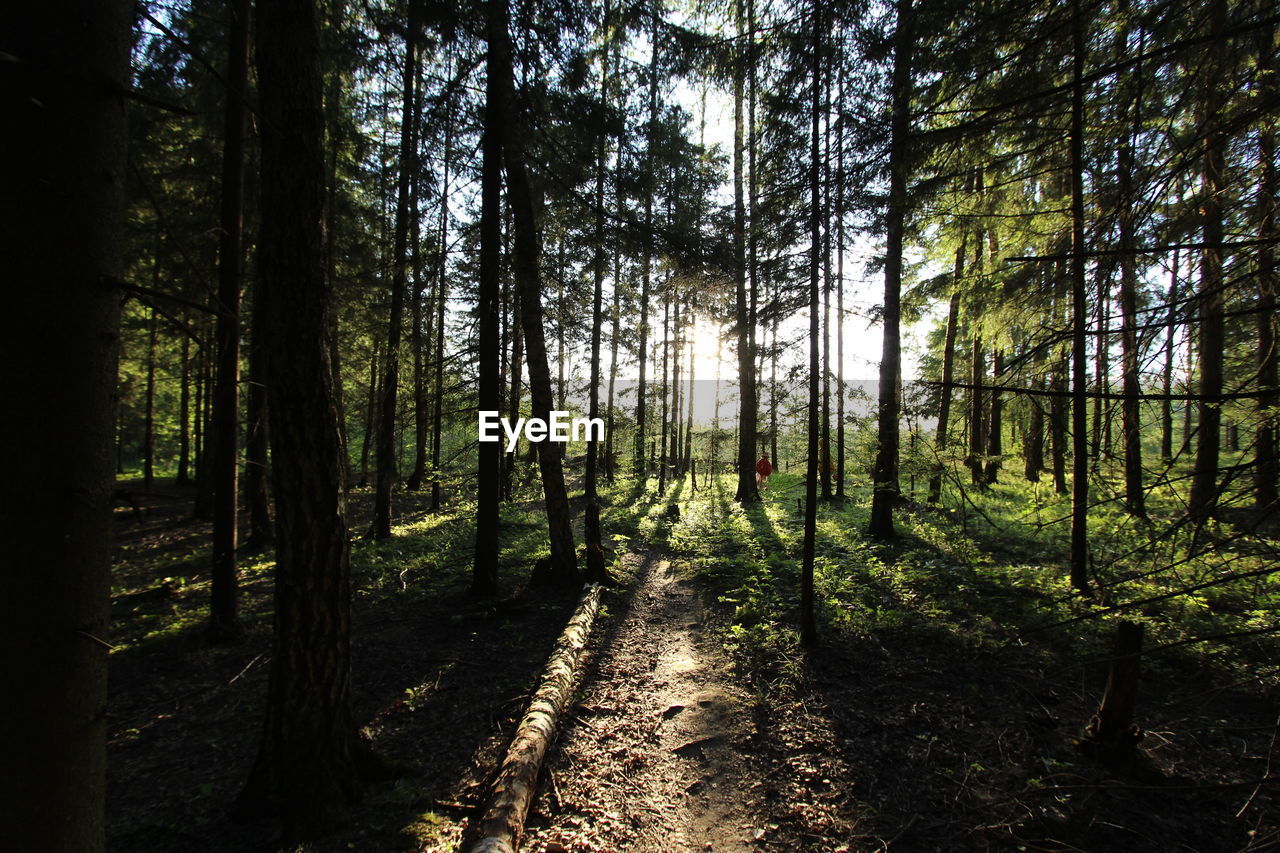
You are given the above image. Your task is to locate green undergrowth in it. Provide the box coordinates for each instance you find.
[665,468,1279,700]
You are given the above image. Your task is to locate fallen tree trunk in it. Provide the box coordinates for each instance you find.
[463,583,604,853]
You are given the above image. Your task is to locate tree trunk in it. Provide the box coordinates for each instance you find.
[4,3,127,847]
[144,302,158,490]
[178,327,192,485]
[209,0,251,641]
[406,61,430,493]
[495,5,578,583]
[1255,33,1277,509]
[246,281,272,548]
[1069,0,1091,592]
[474,0,504,598]
[371,7,420,539]
[967,332,984,484]
[635,9,659,477]
[1188,0,1229,522]
[983,348,1003,484]
[431,87,453,512]
[733,0,759,504]
[801,0,824,643]
[1161,247,1179,462]
[868,0,912,538]
[235,0,376,833]
[929,256,962,505]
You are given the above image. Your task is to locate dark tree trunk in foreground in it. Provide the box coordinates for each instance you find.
[868,0,912,538]
[372,6,420,539]
[3,3,128,848]
[1069,0,1090,592]
[473,0,504,598]
[406,75,429,493]
[635,11,659,476]
[236,0,376,834]
[495,0,578,583]
[1116,33,1146,516]
[209,0,251,642]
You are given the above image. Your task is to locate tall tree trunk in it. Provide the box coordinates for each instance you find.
[732,0,758,504]
[406,65,430,492]
[209,0,251,641]
[1188,0,1227,523]
[868,0,912,538]
[635,7,659,476]
[929,240,964,504]
[1117,32,1146,515]
[835,60,846,500]
[801,0,824,644]
[659,284,671,495]
[236,0,379,835]
[495,3,578,583]
[1069,0,1091,592]
[1255,30,1278,509]
[371,7,420,539]
[473,0,504,598]
[431,91,453,512]
[5,2,127,846]
[820,54,833,502]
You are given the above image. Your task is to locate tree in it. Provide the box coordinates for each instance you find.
[208,0,252,642]
[235,0,379,833]
[3,3,128,848]
[868,0,914,539]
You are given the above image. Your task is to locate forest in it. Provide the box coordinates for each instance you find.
[5,0,1279,849]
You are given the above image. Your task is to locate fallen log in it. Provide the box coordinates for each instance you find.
[463,583,604,853]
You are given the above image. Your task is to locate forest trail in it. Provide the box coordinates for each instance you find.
[521,549,769,853]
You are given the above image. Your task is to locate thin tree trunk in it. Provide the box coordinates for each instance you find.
[496,4,578,583]
[371,7,420,539]
[1117,32,1146,515]
[801,0,824,644]
[835,60,846,499]
[1161,247,1179,462]
[177,326,192,485]
[431,88,453,512]
[246,281,272,548]
[144,303,158,491]
[868,0,912,538]
[1069,0,1091,592]
[635,7,659,476]
[406,61,430,492]
[1188,0,1227,523]
[209,0,251,641]
[473,0,504,598]
[733,0,758,504]
[359,340,379,489]
[929,240,965,504]
[1255,31,1277,508]
[983,348,1003,483]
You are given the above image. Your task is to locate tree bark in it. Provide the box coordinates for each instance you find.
[474,0,504,598]
[929,284,962,504]
[235,0,375,833]
[733,0,759,504]
[495,2,578,583]
[372,5,420,539]
[209,0,251,641]
[801,0,824,643]
[1069,0,1091,592]
[3,2,128,847]
[1255,30,1277,509]
[868,0,912,538]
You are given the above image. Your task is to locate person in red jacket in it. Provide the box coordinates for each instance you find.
[755,452,773,489]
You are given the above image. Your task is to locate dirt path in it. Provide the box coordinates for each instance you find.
[521,549,770,853]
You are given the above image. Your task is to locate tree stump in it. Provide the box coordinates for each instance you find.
[1080,620,1144,763]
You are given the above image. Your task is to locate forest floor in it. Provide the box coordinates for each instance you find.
[106,467,1279,853]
